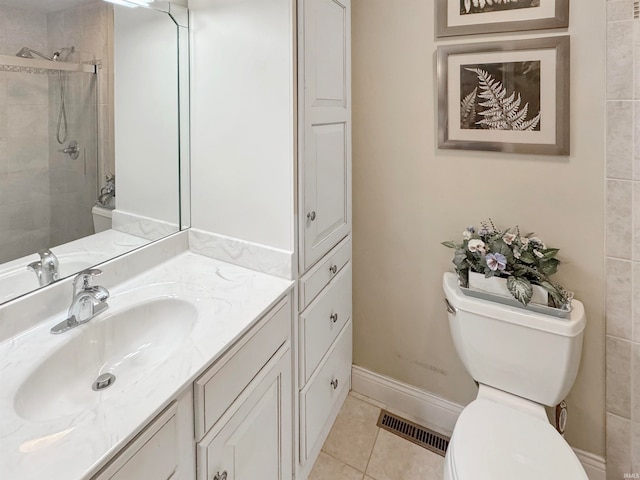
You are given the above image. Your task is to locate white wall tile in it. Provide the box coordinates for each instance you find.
[607,258,633,339]
[606,336,632,419]
[607,21,634,100]
[606,413,632,480]
[606,180,633,259]
[608,101,633,179]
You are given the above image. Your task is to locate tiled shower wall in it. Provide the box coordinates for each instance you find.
[47,2,113,247]
[0,6,51,263]
[0,2,114,263]
[605,0,640,478]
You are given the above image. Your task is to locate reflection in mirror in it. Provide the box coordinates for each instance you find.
[0,0,189,305]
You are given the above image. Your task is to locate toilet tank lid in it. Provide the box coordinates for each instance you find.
[449,399,587,480]
[443,272,586,337]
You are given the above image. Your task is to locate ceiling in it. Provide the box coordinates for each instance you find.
[0,0,98,13]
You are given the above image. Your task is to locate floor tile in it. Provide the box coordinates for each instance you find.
[322,394,381,472]
[309,452,364,480]
[365,429,444,480]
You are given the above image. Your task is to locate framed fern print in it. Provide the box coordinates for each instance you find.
[436,0,569,37]
[437,36,570,155]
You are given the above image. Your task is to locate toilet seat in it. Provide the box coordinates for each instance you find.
[446,398,587,480]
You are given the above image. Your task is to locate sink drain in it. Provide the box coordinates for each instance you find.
[92,373,116,391]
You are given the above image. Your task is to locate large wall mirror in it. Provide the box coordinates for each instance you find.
[0,0,189,305]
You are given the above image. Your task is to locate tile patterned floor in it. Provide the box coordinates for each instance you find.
[309,392,445,480]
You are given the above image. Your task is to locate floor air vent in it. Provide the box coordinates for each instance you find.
[376,410,450,457]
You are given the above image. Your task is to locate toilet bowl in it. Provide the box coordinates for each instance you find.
[442,272,588,480]
[92,204,113,233]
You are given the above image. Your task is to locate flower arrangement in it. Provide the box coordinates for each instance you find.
[442,219,572,308]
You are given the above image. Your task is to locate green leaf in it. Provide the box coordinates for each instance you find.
[441,241,457,249]
[538,280,566,308]
[542,248,559,259]
[519,251,536,264]
[538,258,560,276]
[507,276,533,305]
[453,250,468,269]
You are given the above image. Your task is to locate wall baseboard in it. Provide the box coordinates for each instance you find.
[351,365,606,480]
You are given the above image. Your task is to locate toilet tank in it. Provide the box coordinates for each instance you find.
[442,273,586,407]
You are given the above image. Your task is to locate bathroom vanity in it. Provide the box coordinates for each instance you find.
[0,235,294,480]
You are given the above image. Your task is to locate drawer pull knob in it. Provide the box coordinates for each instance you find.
[214,472,228,480]
[330,313,339,323]
[331,378,339,390]
[307,211,316,221]
[329,265,338,275]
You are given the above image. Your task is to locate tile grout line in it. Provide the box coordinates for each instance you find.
[362,425,381,479]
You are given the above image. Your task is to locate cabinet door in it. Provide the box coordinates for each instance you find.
[198,346,292,480]
[93,388,195,480]
[300,0,352,272]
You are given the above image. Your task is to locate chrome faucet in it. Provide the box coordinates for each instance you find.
[50,269,109,334]
[27,249,59,286]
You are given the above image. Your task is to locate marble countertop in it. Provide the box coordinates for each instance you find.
[0,251,293,480]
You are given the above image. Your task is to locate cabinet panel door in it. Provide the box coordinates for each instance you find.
[300,0,352,272]
[199,347,292,480]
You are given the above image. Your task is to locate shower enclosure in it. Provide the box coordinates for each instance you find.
[0,31,101,264]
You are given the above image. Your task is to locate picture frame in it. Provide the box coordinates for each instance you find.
[436,0,569,38]
[437,36,570,155]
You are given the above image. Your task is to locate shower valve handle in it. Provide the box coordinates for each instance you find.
[59,141,80,160]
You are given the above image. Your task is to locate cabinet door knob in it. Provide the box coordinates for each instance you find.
[330,313,339,323]
[214,472,228,480]
[307,211,316,221]
[329,265,337,275]
[331,378,339,390]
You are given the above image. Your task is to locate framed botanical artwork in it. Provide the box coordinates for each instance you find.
[437,36,570,155]
[436,0,569,37]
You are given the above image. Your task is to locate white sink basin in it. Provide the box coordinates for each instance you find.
[13,297,197,423]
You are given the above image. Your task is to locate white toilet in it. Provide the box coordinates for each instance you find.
[442,272,588,480]
[91,204,113,233]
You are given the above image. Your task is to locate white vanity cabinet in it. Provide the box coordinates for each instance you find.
[91,296,293,480]
[194,297,293,480]
[92,388,196,480]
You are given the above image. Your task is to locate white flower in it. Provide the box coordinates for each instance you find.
[534,249,544,258]
[503,232,516,245]
[530,237,546,249]
[463,230,472,240]
[520,237,530,248]
[468,239,485,254]
[513,248,521,259]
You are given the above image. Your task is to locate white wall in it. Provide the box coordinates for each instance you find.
[189,0,295,251]
[352,0,606,457]
[113,6,179,226]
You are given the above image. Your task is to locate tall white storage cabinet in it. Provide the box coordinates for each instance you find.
[297,0,352,477]
[189,0,352,478]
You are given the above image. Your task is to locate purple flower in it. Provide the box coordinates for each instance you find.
[486,253,507,271]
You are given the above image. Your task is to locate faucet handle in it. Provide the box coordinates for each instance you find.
[73,268,103,293]
[38,249,59,273]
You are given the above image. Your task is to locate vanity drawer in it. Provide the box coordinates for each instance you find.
[93,402,179,480]
[300,321,352,463]
[299,237,351,311]
[300,264,352,384]
[194,297,290,440]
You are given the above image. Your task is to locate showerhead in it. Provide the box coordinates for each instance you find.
[15,47,54,61]
[15,47,34,59]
